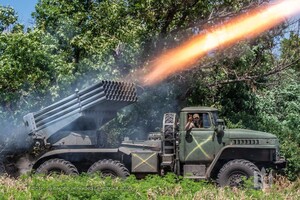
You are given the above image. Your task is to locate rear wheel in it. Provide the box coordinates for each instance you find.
[87,159,129,178]
[36,158,78,175]
[217,159,260,187]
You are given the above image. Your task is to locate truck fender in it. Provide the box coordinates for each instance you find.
[118,147,132,155]
[206,145,274,178]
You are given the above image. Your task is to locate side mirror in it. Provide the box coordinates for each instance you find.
[215,119,225,137]
[185,129,193,143]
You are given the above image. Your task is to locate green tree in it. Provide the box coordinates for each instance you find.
[0,5,17,32]
[0,6,72,121]
[34,0,146,84]
[255,69,300,180]
[0,29,71,121]
[254,32,300,180]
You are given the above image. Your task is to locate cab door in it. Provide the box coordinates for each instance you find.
[182,112,215,163]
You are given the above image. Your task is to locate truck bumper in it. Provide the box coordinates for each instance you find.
[274,157,287,170]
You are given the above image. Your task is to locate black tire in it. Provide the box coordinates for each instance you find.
[217,159,260,187]
[36,158,78,175]
[87,159,129,178]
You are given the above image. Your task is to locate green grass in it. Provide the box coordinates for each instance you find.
[0,174,299,200]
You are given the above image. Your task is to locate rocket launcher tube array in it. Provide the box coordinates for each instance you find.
[35,92,107,127]
[33,82,104,118]
[34,88,105,123]
[23,81,138,138]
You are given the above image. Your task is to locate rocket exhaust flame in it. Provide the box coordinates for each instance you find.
[142,0,300,86]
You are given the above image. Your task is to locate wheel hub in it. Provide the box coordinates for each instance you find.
[228,173,247,187]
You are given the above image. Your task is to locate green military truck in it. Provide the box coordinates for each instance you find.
[0,81,286,187]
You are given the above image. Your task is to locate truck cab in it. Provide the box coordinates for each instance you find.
[179,107,222,164]
[175,107,286,186]
[121,106,286,187]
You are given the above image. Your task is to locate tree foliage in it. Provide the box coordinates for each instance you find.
[255,68,300,180]
[34,0,146,82]
[0,1,299,179]
[253,32,300,179]
[0,6,17,32]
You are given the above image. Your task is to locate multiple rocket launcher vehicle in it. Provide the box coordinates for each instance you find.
[0,80,286,186]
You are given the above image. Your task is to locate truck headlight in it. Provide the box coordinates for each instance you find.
[275,147,280,161]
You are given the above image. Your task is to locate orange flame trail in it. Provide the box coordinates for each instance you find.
[142,0,300,86]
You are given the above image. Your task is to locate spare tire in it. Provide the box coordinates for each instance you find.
[162,113,178,139]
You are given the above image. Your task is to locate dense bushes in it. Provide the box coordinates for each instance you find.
[255,70,300,180]
[0,174,299,199]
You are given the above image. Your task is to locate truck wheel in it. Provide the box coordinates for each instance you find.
[87,159,129,178]
[36,158,78,175]
[217,159,260,187]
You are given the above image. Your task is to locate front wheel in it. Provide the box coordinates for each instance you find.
[217,159,260,187]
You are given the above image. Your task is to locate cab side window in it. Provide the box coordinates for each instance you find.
[186,113,203,128]
[186,112,212,129]
[192,113,201,128]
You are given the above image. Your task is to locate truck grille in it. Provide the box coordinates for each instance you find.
[232,139,259,145]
